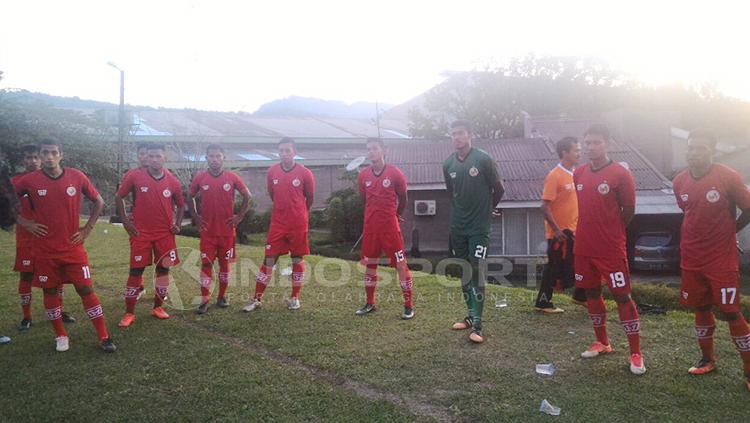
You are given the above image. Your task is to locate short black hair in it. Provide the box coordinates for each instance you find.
[136,142,150,151]
[20,144,39,155]
[555,137,579,158]
[38,138,62,151]
[206,144,225,154]
[584,124,610,141]
[278,137,295,147]
[366,137,385,148]
[147,143,166,151]
[688,128,718,149]
[450,119,472,133]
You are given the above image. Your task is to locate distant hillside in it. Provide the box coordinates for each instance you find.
[253,96,392,119]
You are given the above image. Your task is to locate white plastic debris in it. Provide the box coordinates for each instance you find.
[567,331,575,335]
[536,363,556,376]
[103,229,109,234]
[280,267,293,276]
[0,336,11,345]
[495,294,508,308]
[539,399,561,416]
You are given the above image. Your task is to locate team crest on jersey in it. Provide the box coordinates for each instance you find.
[597,182,610,195]
[706,189,720,203]
[38,275,48,283]
[66,186,77,197]
[680,194,689,202]
[292,178,301,187]
[162,189,172,198]
[382,178,391,188]
[450,172,457,179]
[140,186,149,193]
[273,179,279,185]
[682,291,689,299]
[365,180,372,187]
[201,185,209,191]
[223,183,232,191]
[468,166,479,177]
[37,189,47,196]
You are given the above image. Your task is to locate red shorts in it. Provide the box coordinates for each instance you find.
[33,256,92,289]
[14,239,34,273]
[680,269,741,313]
[575,255,631,296]
[200,235,236,265]
[360,231,406,267]
[265,230,309,257]
[130,235,179,268]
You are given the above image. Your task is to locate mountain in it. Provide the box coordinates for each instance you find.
[252,96,392,119]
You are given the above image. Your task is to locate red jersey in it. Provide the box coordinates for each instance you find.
[267,163,314,233]
[358,164,406,234]
[117,168,184,241]
[573,161,636,259]
[673,164,750,271]
[14,168,99,260]
[11,173,34,243]
[189,170,249,237]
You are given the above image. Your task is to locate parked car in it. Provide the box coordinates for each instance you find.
[631,231,680,271]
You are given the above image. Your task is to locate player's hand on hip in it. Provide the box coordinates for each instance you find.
[553,229,567,243]
[227,215,242,227]
[123,220,139,237]
[171,224,181,234]
[24,221,48,237]
[70,226,92,245]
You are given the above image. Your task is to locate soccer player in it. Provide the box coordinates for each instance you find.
[1,158,19,345]
[12,144,76,331]
[574,124,644,375]
[116,143,185,327]
[535,137,587,313]
[188,144,251,314]
[355,138,414,319]
[443,120,504,344]
[672,129,750,390]
[243,137,314,312]
[14,139,116,352]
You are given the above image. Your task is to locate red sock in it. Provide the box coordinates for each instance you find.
[617,299,641,355]
[398,266,413,308]
[254,265,271,301]
[43,291,67,338]
[19,279,32,320]
[695,310,716,361]
[291,262,304,299]
[200,265,213,303]
[124,274,143,314]
[728,314,750,374]
[154,270,169,308]
[81,293,109,341]
[218,261,230,299]
[586,295,609,346]
[364,265,377,305]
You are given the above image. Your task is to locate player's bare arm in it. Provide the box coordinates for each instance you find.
[736,207,750,233]
[187,191,203,230]
[304,186,314,210]
[396,191,407,222]
[541,200,566,242]
[71,194,104,244]
[172,201,184,234]
[115,194,139,237]
[621,205,635,227]
[228,187,251,226]
[492,179,505,218]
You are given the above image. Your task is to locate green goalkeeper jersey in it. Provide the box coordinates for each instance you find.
[442,147,500,235]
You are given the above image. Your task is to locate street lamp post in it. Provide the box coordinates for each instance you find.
[107,62,125,223]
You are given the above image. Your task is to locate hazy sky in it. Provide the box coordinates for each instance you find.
[1,1,748,112]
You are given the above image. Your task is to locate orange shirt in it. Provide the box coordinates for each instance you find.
[541,164,578,239]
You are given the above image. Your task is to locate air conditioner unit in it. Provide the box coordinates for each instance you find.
[414,200,436,216]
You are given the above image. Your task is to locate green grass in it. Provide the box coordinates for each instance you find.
[1,224,749,422]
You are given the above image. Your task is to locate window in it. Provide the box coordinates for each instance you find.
[488,208,547,256]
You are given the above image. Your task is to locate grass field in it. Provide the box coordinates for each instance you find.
[1,223,748,422]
